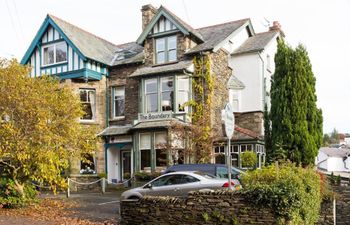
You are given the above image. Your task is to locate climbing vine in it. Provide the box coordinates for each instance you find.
[168,54,215,163]
[188,54,214,163]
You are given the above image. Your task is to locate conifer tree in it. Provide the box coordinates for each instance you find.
[270,41,322,166]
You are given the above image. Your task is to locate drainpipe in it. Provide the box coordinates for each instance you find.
[257,52,265,109]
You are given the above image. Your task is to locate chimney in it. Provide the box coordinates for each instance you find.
[141,4,157,30]
[269,21,285,37]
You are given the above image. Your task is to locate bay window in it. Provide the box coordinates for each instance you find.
[155,132,167,167]
[155,36,177,64]
[145,79,158,113]
[161,77,174,111]
[112,86,125,118]
[42,42,67,66]
[80,89,96,121]
[177,76,190,112]
[143,75,189,114]
[140,133,151,170]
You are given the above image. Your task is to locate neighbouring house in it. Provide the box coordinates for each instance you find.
[21,4,283,182]
[317,147,350,172]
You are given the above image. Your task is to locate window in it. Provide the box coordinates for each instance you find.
[214,146,225,164]
[112,86,125,118]
[140,133,151,170]
[79,89,96,121]
[80,154,96,174]
[177,76,190,112]
[145,79,158,113]
[42,42,67,66]
[155,132,167,167]
[161,77,173,111]
[155,36,177,64]
[143,76,190,114]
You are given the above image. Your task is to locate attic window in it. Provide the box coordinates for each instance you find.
[245,26,252,37]
[42,41,67,66]
[115,49,136,61]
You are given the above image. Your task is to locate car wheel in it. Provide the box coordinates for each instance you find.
[128,196,140,200]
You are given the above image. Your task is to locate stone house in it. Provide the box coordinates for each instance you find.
[21,4,283,182]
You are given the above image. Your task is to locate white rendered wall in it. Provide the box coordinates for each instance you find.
[327,157,347,172]
[317,151,329,170]
[230,53,263,112]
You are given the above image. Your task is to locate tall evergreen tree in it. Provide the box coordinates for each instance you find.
[264,104,273,163]
[270,40,323,166]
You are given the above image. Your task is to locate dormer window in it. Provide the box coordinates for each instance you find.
[155,36,177,64]
[42,41,67,66]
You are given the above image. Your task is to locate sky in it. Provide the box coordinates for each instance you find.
[0,0,349,134]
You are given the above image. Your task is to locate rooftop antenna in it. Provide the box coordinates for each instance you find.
[261,17,271,27]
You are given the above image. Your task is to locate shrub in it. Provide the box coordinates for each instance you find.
[240,151,257,168]
[241,162,322,225]
[134,171,161,181]
[0,178,38,208]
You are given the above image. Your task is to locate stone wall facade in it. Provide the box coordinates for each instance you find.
[62,78,107,174]
[120,192,276,225]
[109,64,140,126]
[210,49,233,138]
[235,111,264,136]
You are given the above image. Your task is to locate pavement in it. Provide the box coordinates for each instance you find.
[0,190,125,225]
[43,191,123,223]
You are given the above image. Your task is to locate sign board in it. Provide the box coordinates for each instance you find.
[138,112,172,121]
[222,103,234,139]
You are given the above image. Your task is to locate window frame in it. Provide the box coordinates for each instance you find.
[142,75,190,114]
[41,41,68,67]
[155,35,177,64]
[112,86,125,119]
[140,133,152,171]
[79,88,96,122]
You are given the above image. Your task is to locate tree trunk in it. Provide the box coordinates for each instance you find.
[13,180,25,198]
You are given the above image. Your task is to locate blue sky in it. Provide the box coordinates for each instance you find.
[1,0,349,133]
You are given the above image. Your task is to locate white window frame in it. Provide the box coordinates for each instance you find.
[41,41,68,66]
[155,36,177,64]
[112,86,125,119]
[79,89,96,122]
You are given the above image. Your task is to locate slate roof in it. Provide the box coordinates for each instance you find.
[49,15,119,65]
[186,19,250,54]
[319,147,350,158]
[111,42,144,66]
[129,60,193,78]
[98,125,132,136]
[131,119,187,130]
[232,30,279,55]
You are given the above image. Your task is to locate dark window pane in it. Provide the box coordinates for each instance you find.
[182,175,199,183]
[56,42,67,62]
[81,103,93,120]
[43,46,54,65]
[215,154,225,164]
[156,149,167,167]
[80,154,95,174]
[115,99,125,116]
[141,150,151,170]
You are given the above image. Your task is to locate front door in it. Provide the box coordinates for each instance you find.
[121,151,131,180]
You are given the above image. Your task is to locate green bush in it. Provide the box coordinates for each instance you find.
[0,178,38,208]
[134,171,161,181]
[241,162,322,225]
[240,151,258,168]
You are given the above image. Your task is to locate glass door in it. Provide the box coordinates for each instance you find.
[121,151,131,180]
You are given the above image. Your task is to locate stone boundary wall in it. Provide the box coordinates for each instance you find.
[333,186,350,225]
[121,191,276,225]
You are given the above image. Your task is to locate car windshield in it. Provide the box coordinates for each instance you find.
[193,171,216,179]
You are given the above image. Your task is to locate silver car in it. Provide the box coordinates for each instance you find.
[121,171,241,200]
